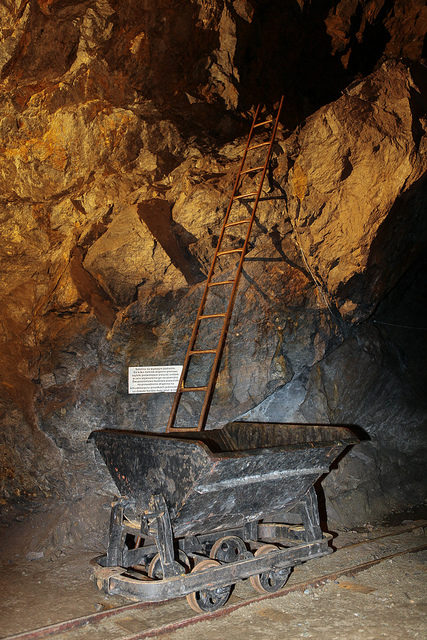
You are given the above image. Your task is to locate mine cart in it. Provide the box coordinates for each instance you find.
[90,422,357,610]
[90,98,358,611]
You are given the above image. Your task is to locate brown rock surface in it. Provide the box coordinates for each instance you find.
[284,60,427,321]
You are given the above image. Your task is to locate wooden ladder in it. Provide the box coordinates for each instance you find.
[166,96,284,432]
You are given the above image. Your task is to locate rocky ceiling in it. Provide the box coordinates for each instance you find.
[0,0,426,545]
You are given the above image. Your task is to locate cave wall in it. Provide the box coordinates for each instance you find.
[1,0,426,545]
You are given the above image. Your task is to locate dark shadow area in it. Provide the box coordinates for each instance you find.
[337,170,427,320]
[137,199,205,285]
[373,251,427,404]
[408,62,427,150]
[345,0,393,76]
[383,503,427,526]
[234,0,352,127]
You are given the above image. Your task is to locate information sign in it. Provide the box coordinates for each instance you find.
[128,365,183,394]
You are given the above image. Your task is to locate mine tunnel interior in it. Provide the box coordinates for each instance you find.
[0,0,426,636]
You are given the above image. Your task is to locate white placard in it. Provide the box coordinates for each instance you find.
[128,365,183,394]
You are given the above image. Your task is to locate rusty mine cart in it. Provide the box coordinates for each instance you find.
[89,98,358,612]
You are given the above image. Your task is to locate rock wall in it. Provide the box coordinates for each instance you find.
[1,1,426,545]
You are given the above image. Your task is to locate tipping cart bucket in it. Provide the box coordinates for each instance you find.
[90,422,356,537]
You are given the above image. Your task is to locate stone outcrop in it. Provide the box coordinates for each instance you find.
[0,1,426,544]
[285,60,427,321]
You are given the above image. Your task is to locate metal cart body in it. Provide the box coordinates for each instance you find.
[90,422,357,606]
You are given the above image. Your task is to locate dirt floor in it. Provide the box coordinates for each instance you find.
[160,550,427,640]
[0,515,426,640]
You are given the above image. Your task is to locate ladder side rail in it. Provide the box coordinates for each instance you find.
[196,96,284,430]
[166,106,261,432]
[207,104,261,268]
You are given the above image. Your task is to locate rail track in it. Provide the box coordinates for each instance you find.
[3,521,426,640]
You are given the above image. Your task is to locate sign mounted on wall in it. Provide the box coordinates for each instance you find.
[128,366,183,394]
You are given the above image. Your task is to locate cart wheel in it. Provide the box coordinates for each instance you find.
[186,559,232,613]
[147,550,190,579]
[210,536,247,563]
[249,544,291,594]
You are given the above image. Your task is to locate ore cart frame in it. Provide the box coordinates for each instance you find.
[90,423,357,611]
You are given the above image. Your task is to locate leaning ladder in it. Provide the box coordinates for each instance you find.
[166,96,284,432]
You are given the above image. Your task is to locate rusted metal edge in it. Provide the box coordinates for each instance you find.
[3,531,425,640]
[0,596,158,640]
[104,535,331,601]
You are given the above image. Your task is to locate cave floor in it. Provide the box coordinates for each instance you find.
[0,520,426,639]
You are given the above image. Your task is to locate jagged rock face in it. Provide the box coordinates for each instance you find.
[285,61,427,321]
[0,1,426,541]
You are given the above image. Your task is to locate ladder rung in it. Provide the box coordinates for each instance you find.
[217,248,244,256]
[233,192,258,200]
[225,218,251,228]
[180,386,208,392]
[189,349,217,355]
[240,166,264,175]
[208,280,234,287]
[248,142,270,150]
[254,119,273,128]
[199,313,227,319]
[167,95,284,434]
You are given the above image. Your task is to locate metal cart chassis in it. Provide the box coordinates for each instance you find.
[93,487,332,603]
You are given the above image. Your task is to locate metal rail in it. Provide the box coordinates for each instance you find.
[4,522,426,640]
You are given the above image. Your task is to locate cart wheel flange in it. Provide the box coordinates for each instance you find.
[186,559,232,613]
[147,550,190,579]
[210,535,247,563]
[249,544,291,594]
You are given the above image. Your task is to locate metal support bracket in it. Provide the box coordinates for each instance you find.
[106,501,127,566]
[243,520,258,542]
[298,486,323,541]
[146,495,185,578]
